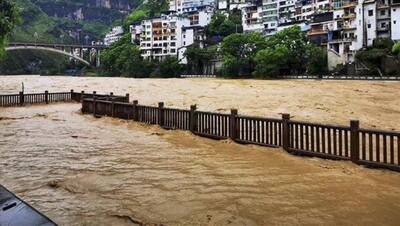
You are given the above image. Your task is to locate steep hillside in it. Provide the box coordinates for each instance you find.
[10,0,141,44]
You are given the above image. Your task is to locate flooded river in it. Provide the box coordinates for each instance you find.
[1,76,400,225]
[1,75,400,130]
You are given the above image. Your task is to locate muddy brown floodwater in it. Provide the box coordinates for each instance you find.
[1,76,400,226]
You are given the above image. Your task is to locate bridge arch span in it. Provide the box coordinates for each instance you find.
[5,46,92,66]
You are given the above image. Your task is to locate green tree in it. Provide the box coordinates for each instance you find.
[153,57,184,78]
[254,46,289,78]
[265,25,309,74]
[101,34,151,77]
[392,43,400,57]
[206,11,243,38]
[355,48,387,73]
[221,33,267,77]
[306,45,328,75]
[184,46,216,74]
[123,0,168,30]
[123,9,149,30]
[373,37,394,50]
[253,26,327,77]
[0,0,21,59]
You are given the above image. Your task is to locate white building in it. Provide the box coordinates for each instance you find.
[376,0,391,38]
[139,14,188,61]
[363,0,378,46]
[129,24,143,44]
[169,0,216,13]
[136,4,214,63]
[261,0,279,36]
[104,26,124,46]
[278,0,296,23]
[391,0,400,41]
[242,3,264,33]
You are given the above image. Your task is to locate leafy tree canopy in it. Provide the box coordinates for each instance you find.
[123,0,168,30]
[392,43,400,57]
[221,32,267,77]
[206,10,243,38]
[184,46,217,74]
[0,0,21,58]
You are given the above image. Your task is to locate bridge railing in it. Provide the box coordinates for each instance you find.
[9,42,107,49]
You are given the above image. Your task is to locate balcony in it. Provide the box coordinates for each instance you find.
[308,29,328,36]
[343,13,356,19]
[377,26,390,31]
[392,0,400,5]
[343,24,356,30]
[377,14,391,20]
[342,2,357,8]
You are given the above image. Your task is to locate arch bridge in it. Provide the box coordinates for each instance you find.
[6,42,108,67]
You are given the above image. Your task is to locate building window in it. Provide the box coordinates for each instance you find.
[382,22,386,28]
[394,20,397,24]
[381,10,385,16]
[368,10,373,16]
[367,24,371,28]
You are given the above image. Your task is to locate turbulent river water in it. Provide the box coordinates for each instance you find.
[1,75,400,226]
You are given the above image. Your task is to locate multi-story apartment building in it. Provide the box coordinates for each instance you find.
[242,1,265,32]
[278,0,296,23]
[129,0,400,69]
[139,14,189,61]
[104,26,124,46]
[376,0,391,38]
[170,0,216,13]
[391,0,400,40]
[308,12,334,47]
[261,0,279,35]
[229,0,248,10]
[136,5,213,63]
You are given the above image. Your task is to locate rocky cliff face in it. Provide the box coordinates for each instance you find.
[32,0,140,25]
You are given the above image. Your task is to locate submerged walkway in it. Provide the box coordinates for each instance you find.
[1,104,400,225]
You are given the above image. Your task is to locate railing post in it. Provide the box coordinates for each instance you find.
[93,91,96,99]
[282,114,291,151]
[125,93,130,102]
[19,91,24,106]
[111,98,115,117]
[45,90,49,104]
[80,91,85,102]
[190,105,197,133]
[133,100,138,121]
[158,102,164,126]
[70,89,74,101]
[350,120,360,163]
[93,95,97,116]
[230,109,238,140]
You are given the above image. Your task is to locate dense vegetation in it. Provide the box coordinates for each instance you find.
[123,0,168,30]
[0,49,86,75]
[0,0,21,59]
[100,34,183,78]
[1,0,140,75]
[9,0,118,44]
[221,26,327,78]
[206,9,243,42]
[355,38,400,75]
